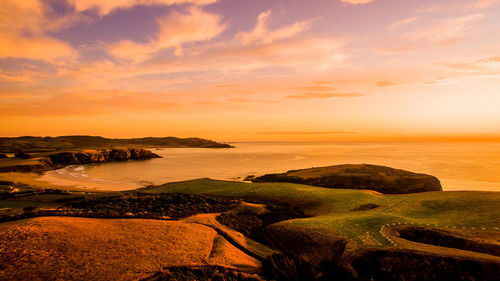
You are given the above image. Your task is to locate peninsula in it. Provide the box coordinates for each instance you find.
[0,135,233,153]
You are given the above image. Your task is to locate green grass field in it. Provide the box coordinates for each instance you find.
[0,200,41,209]
[144,178,500,247]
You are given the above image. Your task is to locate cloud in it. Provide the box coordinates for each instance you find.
[215,84,239,88]
[376,79,398,87]
[237,10,311,45]
[472,0,500,9]
[286,92,365,99]
[109,7,227,61]
[155,7,228,55]
[295,86,336,92]
[0,1,77,62]
[389,16,419,30]
[438,56,500,71]
[424,77,460,86]
[0,90,178,116]
[67,0,218,16]
[0,33,76,63]
[259,131,356,135]
[341,0,375,4]
[285,82,362,99]
[313,81,331,85]
[144,36,347,75]
[405,13,484,44]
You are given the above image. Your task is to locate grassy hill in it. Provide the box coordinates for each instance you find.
[1,178,499,280]
[0,135,233,152]
[143,179,499,248]
[251,164,443,194]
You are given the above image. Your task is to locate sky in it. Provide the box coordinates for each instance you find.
[1,0,499,142]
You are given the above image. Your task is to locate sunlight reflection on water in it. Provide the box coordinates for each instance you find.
[40,142,500,191]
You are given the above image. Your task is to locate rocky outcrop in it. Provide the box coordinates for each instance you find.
[0,148,160,173]
[252,164,442,194]
[49,148,161,165]
[14,152,32,159]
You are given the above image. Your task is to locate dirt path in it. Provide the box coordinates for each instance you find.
[183,213,279,260]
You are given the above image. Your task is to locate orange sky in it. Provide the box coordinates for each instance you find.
[1,0,499,141]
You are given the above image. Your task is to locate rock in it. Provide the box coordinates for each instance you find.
[74,152,93,164]
[49,152,80,165]
[252,164,442,194]
[49,148,161,165]
[100,149,112,161]
[111,148,131,161]
[14,152,31,159]
[130,148,162,160]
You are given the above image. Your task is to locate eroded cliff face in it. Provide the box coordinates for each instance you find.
[49,148,161,165]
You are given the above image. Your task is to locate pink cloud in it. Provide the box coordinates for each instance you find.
[0,1,77,62]
[286,92,365,99]
[0,90,179,116]
[67,0,219,16]
[341,0,375,4]
[236,10,311,45]
[389,16,419,30]
[109,7,227,61]
[406,13,484,43]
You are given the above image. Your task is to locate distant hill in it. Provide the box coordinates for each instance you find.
[251,164,442,194]
[0,136,233,152]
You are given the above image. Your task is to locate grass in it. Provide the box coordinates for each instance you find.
[0,217,241,280]
[144,178,500,247]
[0,158,44,168]
[0,200,41,209]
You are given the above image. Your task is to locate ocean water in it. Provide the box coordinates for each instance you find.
[39,142,500,192]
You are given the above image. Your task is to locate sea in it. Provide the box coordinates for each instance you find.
[38,142,500,192]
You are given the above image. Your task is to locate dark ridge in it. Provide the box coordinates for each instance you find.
[351,204,380,211]
[0,135,233,153]
[397,227,500,257]
[141,266,261,281]
[0,193,240,223]
[216,200,307,243]
[351,249,500,281]
[263,254,358,281]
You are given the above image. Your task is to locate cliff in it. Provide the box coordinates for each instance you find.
[0,148,161,173]
[49,148,161,165]
[252,164,442,194]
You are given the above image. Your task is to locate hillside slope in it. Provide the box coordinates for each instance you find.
[0,216,261,281]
